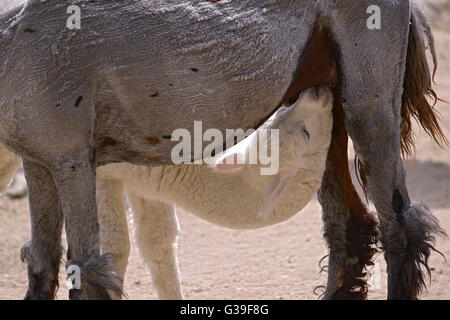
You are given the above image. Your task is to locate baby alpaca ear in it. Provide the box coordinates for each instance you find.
[213,153,245,171]
[258,171,295,220]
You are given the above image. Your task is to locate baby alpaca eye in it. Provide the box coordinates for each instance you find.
[313,87,322,99]
[287,93,300,106]
[303,129,310,141]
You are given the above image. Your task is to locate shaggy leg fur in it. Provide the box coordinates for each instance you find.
[382,201,445,299]
[96,178,130,286]
[51,150,123,300]
[127,195,183,299]
[318,160,377,300]
[21,159,63,300]
[67,253,123,300]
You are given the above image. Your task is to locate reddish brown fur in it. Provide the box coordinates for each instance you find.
[147,137,161,145]
[148,156,162,163]
[50,280,58,300]
[280,24,337,104]
[401,18,448,158]
[101,137,118,148]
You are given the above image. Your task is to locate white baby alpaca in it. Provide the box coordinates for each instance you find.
[96,87,333,299]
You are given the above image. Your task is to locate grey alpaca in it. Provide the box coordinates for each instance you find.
[0,0,446,299]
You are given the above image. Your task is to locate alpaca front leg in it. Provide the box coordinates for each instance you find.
[21,159,64,300]
[127,195,183,300]
[96,178,130,286]
[51,150,122,300]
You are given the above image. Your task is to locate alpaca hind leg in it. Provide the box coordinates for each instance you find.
[318,161,377,300]
[316,85,378,299]
[343,97,446,299]
[128,195,183,299]
[350,134,445,299]
[317,102,377,299]
[327,0,444,299]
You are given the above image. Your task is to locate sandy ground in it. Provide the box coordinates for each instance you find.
[0,0,449,300]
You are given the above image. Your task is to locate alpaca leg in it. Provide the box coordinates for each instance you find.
[339,62,444,299]
[21,159,63,300]
[127,195,183,299]
[96,178,130,286]
[327,0,443,298]
[318,160,377,300]
[315,78,377,299]
[337,34,445,300]
[349,130,445,299]
[51,150,122,300]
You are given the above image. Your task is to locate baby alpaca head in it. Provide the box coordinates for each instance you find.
[271,86,333,171]
[258,86,333,219]
[213,86,333,173]
[211,86,333,220]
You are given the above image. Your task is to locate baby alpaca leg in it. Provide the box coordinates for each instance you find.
[96,178,130,285]
[128,195,183,299]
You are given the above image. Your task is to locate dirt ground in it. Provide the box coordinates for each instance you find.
[0,0,449,300]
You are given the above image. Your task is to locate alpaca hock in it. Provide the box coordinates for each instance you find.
[171,120,280,175]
